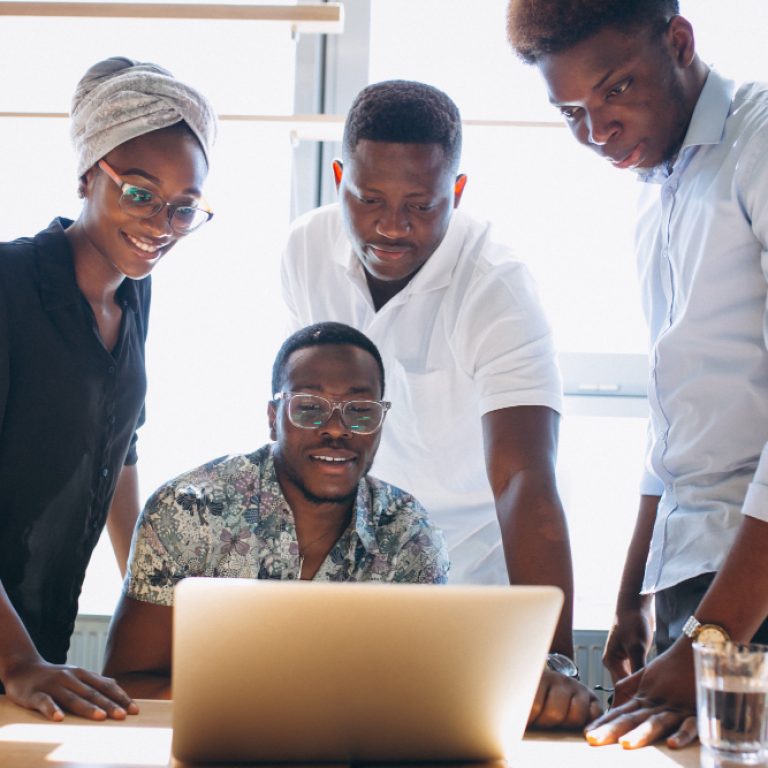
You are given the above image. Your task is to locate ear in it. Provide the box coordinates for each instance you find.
[666,15,696,68]
[78,168,97,200]
[268,401,278,442]
[332,159,343,191]
[453,174,468,208]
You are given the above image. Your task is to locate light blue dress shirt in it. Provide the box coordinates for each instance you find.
[636,70,768,593]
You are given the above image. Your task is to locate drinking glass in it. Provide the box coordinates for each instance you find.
[694,642,768,767]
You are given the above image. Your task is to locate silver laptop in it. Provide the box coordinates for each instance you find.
[172,578,562,763]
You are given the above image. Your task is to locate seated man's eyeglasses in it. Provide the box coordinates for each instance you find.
[274,392,391,435]
[98,159,214,234]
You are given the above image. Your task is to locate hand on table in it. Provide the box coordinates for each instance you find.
[3,657,139,721]
[585,639,698,749]
[528,670,602,729]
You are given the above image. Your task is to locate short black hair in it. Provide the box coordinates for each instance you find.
[271,322,386,398]
[507,0,680,64]
[342,80,462,172]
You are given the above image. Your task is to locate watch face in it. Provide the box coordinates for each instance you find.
[697,625,728,644]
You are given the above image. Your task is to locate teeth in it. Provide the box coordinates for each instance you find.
[126,233,162,253]
[312,455,349,463]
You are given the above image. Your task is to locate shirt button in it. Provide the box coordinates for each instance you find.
[101,467,109,478]
[107,365,115,374]
[108,415,116,425]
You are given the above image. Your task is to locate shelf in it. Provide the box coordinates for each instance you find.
[0,2,344,33]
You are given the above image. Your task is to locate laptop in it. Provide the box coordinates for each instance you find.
[171,578,562,764]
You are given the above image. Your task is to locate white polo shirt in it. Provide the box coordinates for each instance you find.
[281,204,562,584]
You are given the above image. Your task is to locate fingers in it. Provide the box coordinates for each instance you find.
[529,673,602,730]
[27,691,64,722]
[5,661,138,721]
[527,679,546,726]
[618,710,691,750]
[78,669,139,716]
[61,669,139,720]
[585,698,640,740]
[586,703,653,746]
[666,715,699,749]
[586,702,692,749]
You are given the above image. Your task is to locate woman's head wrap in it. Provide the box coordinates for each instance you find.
[70,56,217,177]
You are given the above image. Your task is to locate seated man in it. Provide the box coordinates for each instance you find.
[103,322,449,698]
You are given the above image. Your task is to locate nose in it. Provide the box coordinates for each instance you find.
[375,204,411,239]
[585,109,620,146]
[319,405,352,439]
[143,205,174,237]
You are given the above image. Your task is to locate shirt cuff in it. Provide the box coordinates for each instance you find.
[741,480,768,523]
[639,469,664,496]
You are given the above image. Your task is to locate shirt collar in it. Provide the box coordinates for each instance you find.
[333,205,467,299]
[36,216,141,313]
[36,218,80,310]
[637,69,735,184]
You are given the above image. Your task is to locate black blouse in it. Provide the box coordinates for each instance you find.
[0,218,150,664]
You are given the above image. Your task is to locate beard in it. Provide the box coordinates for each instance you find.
[273,450,361,507]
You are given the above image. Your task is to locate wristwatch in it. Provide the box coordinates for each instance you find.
[682,615,730,644]
[546,652,580,679]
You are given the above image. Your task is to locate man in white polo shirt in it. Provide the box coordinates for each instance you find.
[281,80,595,726]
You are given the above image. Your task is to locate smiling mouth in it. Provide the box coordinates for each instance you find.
[124,232,168,255]
[367,244,411,261]
[310,453,357,466]
[608,143,645,170]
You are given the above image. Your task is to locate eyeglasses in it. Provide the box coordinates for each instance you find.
[98,159,213,234]
[274,392,391,435]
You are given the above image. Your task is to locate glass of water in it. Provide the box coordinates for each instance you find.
[694,642,768,767]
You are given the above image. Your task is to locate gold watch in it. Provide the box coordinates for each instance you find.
[682,615,730,644]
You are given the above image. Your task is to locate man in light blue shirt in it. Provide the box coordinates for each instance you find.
[508,0,768,752]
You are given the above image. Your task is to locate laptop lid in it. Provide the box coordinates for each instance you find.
[172,579,562,763]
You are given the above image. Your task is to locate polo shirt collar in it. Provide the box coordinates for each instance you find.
[333,205,467,298]
[35,216,141,313]
[637,68,734,184]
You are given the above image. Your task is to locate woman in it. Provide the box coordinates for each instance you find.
[0,57,216,720]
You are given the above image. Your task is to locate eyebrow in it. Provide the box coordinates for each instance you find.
[292,384,377,396]
[121,168,202,196]
[548,67,618,105]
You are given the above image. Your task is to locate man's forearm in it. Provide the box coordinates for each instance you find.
[496,468,574,656]
[693,514,768,640]
[112,672,171,700]
[107,464,141,577]
[616,495,659,611]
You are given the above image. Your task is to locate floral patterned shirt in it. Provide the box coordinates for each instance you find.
[126,444,449,605]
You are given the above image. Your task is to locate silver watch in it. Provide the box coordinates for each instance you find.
[546,652,580,679]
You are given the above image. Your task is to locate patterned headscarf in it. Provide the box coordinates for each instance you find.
[70,56,217,177]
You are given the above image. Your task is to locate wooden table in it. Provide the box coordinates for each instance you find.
[0,696,701,768]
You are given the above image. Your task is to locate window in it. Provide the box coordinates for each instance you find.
[0,2,339,613]
[356,0,764,627]
[4,0,766,629]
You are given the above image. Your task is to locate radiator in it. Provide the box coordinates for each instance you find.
[67,614,111,673]
[68,615,615,701]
